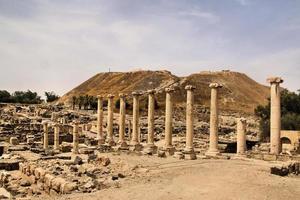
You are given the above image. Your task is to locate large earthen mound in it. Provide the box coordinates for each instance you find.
[59,70,269,113]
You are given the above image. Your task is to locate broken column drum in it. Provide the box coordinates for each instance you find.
[267,77,284,155]
[164,87,175,149]
[206,83,223,156]
[73,122,79,154]
[97,95,105,145]
[53,123,60,150]
[42,121,49,150]
[184,85,196,153]
[106,94,116,146]
[131,91,142,146]
[236,118,247,155]
[118,93,127,147]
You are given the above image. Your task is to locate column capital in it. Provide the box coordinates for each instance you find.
[107,94,115,99]
[42,120,49,125]
[165,87,175,93]
[97,95,104,99]
[132,91,143,96]
[267,77,283,84]
[119,93,127,98]
[147,89,156,94]
[53,123,60,127]
[185,85,196,91]
[209,83,223,89]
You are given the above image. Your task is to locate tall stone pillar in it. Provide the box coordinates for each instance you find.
[145,90,157,152]
[128,120,132,140]
[118,93,127,147]
[73,121,79,154]
[130,91,143,150]
[107,94,116,146]
[97,95,105,145]
[42,121,49,150]
[267,77,283,155]
[53,123,60,151]
[164,88,175,152]
[236,118,247,155]
[206,83,223,156]
[184,85,196,157]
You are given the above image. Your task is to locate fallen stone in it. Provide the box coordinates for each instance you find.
[157,150,166,158]
[20,180,31,187]
[271,166,289,176]
[73,156,83,165]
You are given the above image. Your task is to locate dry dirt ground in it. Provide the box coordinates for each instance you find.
[32,154,300,200]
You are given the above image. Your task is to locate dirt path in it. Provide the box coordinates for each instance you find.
[32,155,300,200]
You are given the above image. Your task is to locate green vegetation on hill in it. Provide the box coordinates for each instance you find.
[255,89,300,141]
[71,95,98,110]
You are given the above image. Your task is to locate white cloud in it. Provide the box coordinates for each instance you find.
[234,0,251,6]
[178,10,220,23]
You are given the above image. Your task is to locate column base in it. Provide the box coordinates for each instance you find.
[163,146,176,156]
[106,140,116,146]
[205,150,221,157]
[116,141,129,151]
[129,144,143,151]
[184,147,194,153]
[173,152,185,159]
[184,149,197,160]
[143,144,158,155]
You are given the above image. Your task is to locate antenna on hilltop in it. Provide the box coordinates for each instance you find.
[108,67,110,73]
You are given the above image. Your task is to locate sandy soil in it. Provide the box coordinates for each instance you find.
[31,154,300,200]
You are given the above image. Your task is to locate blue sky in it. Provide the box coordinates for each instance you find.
[0,0,299,96]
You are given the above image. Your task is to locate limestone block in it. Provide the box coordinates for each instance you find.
[51,177,66,192]
[9,137,19,145]
[44,174,55,187]
[61,182,77,194]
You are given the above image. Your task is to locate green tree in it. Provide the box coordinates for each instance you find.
[11,90,42,104]
[72,96,77,110]
[78,96,85,110]
[45,91,60,102]
[255,89,300,141]
[0,90,11,103]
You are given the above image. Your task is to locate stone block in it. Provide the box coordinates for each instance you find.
[263,154,277,161]
[9,137,19,145]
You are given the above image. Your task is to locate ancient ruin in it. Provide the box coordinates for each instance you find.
[0,71,299,200]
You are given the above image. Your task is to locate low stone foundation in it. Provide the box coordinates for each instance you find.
[19,163,77,195]
[0,159,20,171]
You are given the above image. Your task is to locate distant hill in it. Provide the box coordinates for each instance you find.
[59,70,269,113]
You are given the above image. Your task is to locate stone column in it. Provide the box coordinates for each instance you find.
[73,121,79,154]
[206,83,223,156]
[146,90,157,152]
[53,123,60,151]
[236,118,247,155]
[42,121,49,150]
[267,77,283,155]
[118,93,127,147]
[164,88,175,151]
[184,85,196,155]
[128,120,132,140]
[106,94,116,146]
[130,91,142,150]
[97,95,105,145]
